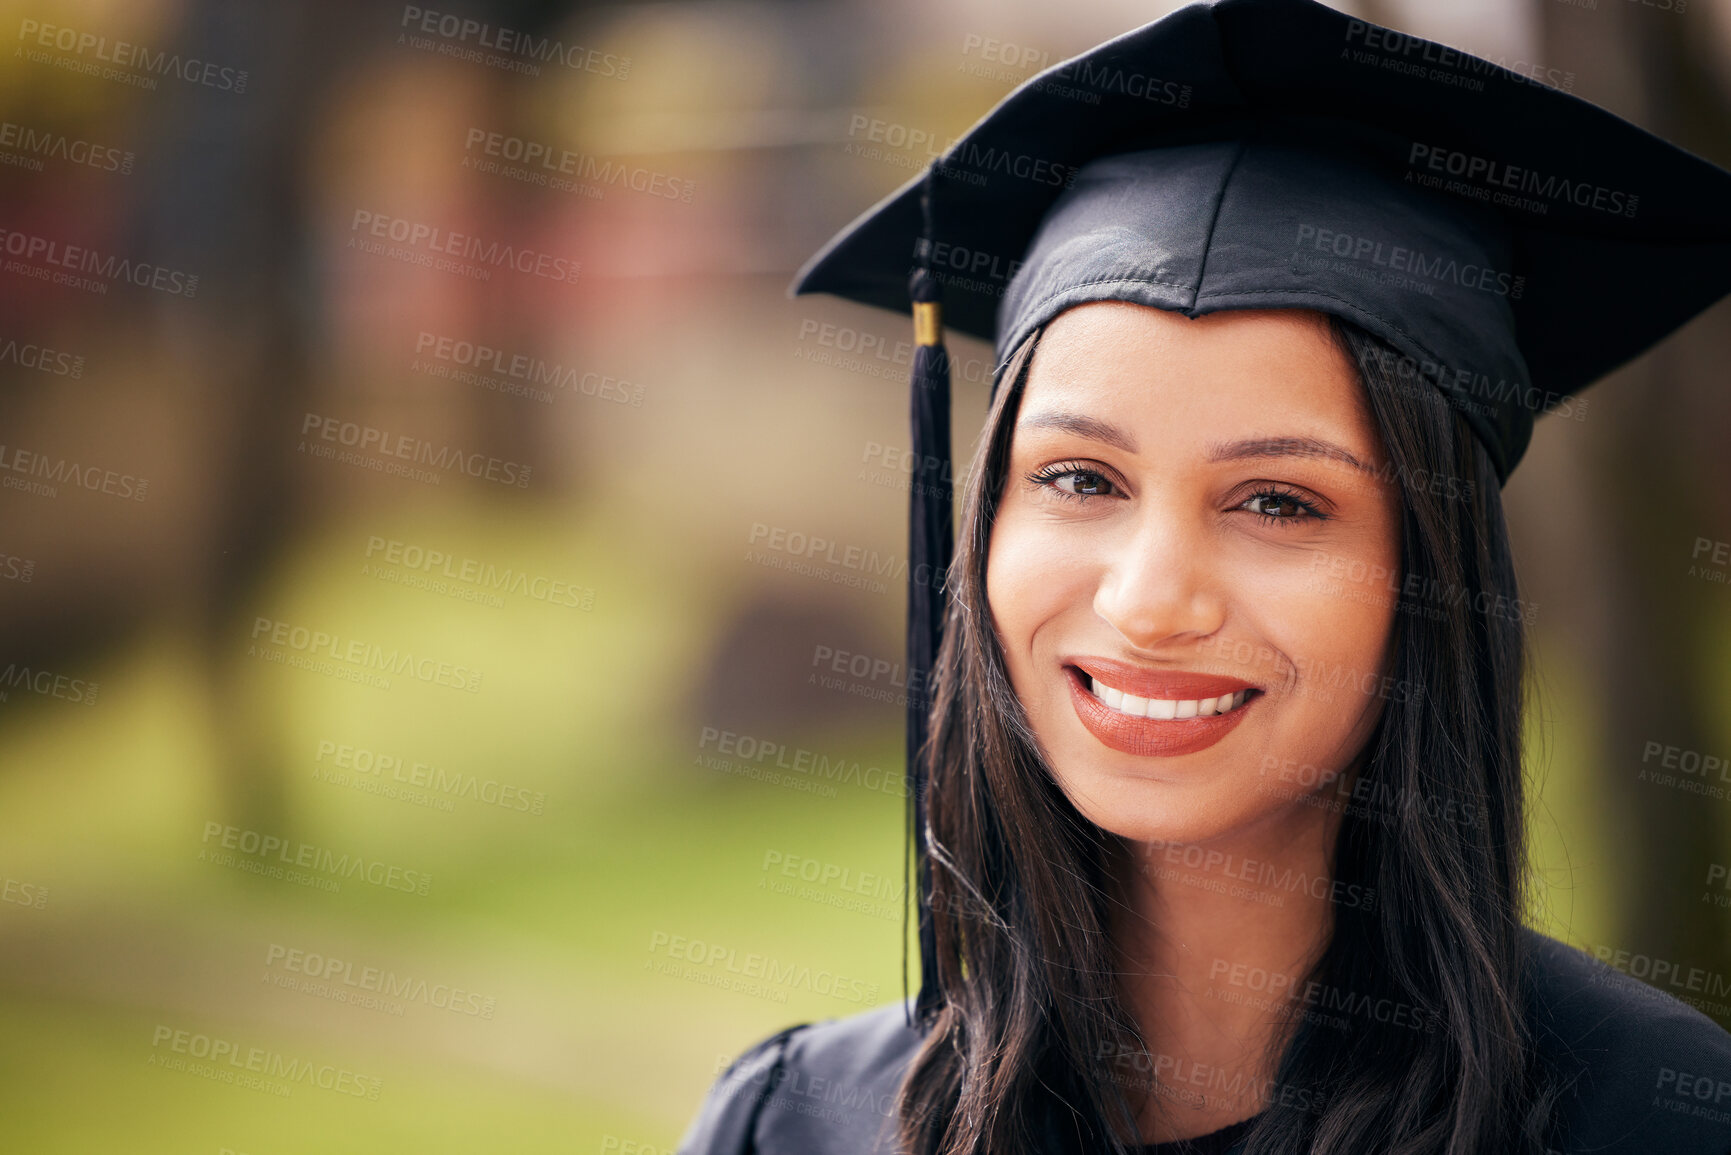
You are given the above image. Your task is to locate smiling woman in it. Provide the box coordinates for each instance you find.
[989,306,1406,1143]
[894,305,1539,1153]
[677,1,1731,1153]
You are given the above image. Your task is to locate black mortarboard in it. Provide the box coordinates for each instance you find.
[788,0,1731,1021]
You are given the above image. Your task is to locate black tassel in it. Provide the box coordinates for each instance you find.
[906,195,951,1025]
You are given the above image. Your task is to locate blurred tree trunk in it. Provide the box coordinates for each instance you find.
[1535,0,1731,1012]
[147,0,350,835]
[154,0,599,834]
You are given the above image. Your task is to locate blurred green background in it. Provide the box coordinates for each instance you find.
[2,0,1731,1150]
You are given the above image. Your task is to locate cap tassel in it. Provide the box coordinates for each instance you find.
[906,255,951,1025]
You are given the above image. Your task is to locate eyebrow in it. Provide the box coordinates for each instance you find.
[1016,410,1379,478]
[1206,436,1380,479]
[1017,410,1139,453]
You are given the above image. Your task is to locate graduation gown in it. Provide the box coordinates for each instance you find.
[674,928,1731,1155]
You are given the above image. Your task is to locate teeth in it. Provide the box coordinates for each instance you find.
[1085,676,1251,720]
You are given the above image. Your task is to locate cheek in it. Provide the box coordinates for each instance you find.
[985,508,1097,684]
[1293,555,1398,664]
[1252,542,1402,758]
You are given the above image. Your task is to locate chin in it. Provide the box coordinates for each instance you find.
[1048,734,1341,848]
[1053,764,1254,846]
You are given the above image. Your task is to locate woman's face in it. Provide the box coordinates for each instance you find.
[986,302,1404,846]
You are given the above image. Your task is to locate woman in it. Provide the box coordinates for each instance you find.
[680,1,1731,1152]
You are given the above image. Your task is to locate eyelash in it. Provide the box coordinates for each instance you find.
[1022,463,1330,527]
[1024,460,1117,503]
[1241,484,1330,527]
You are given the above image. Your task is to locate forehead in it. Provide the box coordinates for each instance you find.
[1018,302,1383,463]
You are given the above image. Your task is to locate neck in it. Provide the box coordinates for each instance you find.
[1107,794,1345,1143]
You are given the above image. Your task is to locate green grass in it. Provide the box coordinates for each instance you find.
[0,995,644,1155]
[0,502,915,1150]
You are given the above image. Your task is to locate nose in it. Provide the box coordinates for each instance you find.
[1092,507,1228,650]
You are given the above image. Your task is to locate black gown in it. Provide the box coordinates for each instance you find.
[675,928,1731,1154]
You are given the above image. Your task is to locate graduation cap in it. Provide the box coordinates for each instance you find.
[788,0,1731,1021]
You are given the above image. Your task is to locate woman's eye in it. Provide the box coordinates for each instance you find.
[1240,488,1327,525]
[1027,466,1118,502]
[1055,470,1115,497]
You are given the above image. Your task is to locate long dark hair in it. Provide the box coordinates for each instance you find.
[893,314,1566,1154]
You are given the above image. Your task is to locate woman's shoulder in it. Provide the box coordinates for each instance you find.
[1522,926,1731,1153]
[676,939,1731,1154]
[675,998,924,1155]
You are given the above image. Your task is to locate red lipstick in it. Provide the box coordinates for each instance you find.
[1062,660,1260,758]
[1068,658,1258,701]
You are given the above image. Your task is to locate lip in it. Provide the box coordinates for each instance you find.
[1066,657,1259,701]
[1062,663,1260,758]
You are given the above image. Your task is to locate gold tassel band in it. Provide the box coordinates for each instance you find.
[913,301,943,347]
